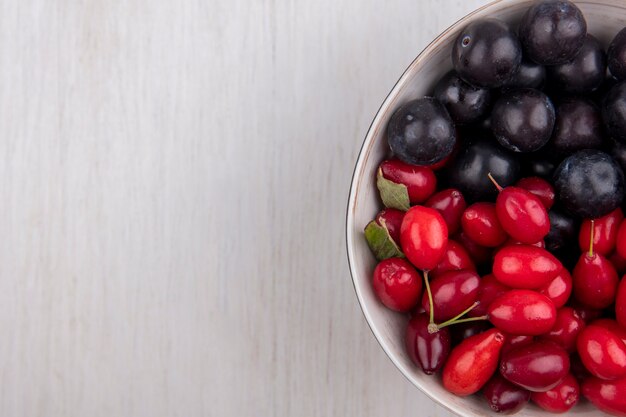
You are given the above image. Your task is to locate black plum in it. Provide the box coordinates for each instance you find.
[444,137,521,202]
[387,97,456,165]
[609,138,626,174]
[547,35,606,93]
[434,71,492,124]
[452,18,522,88]
[554,150,625,218]
[602,81,626,143]
[504,59,546,90]
[608,27,626,81]
[549,97,603,157]
[523,155,558,179]
[545,208,578,252]
[519,0,587,65]
[491,88,555,152]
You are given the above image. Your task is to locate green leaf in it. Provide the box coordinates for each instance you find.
[376,168,410,211]
[364,219,404,261]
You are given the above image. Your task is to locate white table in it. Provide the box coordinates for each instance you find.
[0,1,488,416]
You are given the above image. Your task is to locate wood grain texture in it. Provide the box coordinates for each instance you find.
[0,1,487,416]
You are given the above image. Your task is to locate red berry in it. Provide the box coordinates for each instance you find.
[461,202,507,247]
[468,273,510,318]
[578,208,624,256]
[374,208,405,244]
[570,300,604,324]
[577,324,626,380]
[537,268,572,309]
[616,277,626,329]
[405,313,451,375]
[493,245,562,289]
[425,188,467,235]
[572,251,618,309]
[500,340,570,392]
[430,240,475,279]
[372,258,422,312]
[617,219,626,260]
[442,328,505,396]
[516,176,555,210]
[594,319,626,346]
[400,206,448,271]
[531,373,579,413]
[582,376,626,416]
[483,373,530,414]
[541,307,585,352]
[504,237,545,248]
[612,251,626,275]
[501,334,535,355]
[488,290,557,335]
[380,159,437,204]
[454,232,493,265]
[421,270,480,322]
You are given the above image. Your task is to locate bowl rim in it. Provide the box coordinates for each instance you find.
[345,0,514,415]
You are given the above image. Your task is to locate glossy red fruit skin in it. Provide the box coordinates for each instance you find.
[375,208,405,245]
[483,373,530,414]
[488,290,557,335]
[495,186,550,244]
[400,206,448,271]
[579,208,624,256]
[516,177,555,210]
[379,159,437,204]
[612,252,626,275]
[538,268,572,309]
[572,252,619,309]
[421,270,480,322]
[493,245,562,289]
[504,237,545,248]
[531,373,579,413]
[500,340,570,392]
[442,328,505,396]
[461,203,507,247]
[617,277,626,329]
[541,307,585,352]
[454,232,493,265]
[430,240,475,279]
[372,258,422,312]
[405,313,451,375]
[501,334,534,355]
[425,188,467,235]
[617,220,626,260]
[468,273,510,318]
[595,319,626,346]
[577,324,626,380]
[570,300,603,324]
[582,376,626,416]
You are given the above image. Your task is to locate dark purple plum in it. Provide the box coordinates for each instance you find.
[549,97,603,156]
[434,71,492,124]
[452,18,522,88]
[523,155,557,179]
[387,97,456,165]
[545,207,578,253]
[602,81,626,143]
[491,88,555,152]
[547,35,606,93]
[518,0,587,65]
[608,27,626,80]
[504,59,546,90]
[609,138,626,174]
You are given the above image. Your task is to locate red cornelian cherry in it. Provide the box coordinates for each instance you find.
[578,207,624,256]
[468,273,510,318]
[454,232,493,265]
[488,290,557,335]
[531,373,579,413]
[578,324,626,380]
[504,237,545,248]
[537,268,572,309]
[582,376,626,416]
[425,188,467,235]
[442,328,505,396]
[573,221,619,309]
[516,176,555,210]
[379,159,437,204]
[616,277,626,329]
[374,208,405,244]
[493,245,562,289]
[500,340,570,392]
[541,307,585,352]
[400,206,448,271]
[594,319,626,346]
[617,219,626,260]
[421,270,480,322]
[501,334,535,355]
[461,202,507,247]
[570,300,604,324]
[612,251,626,275]
[372,257,422,312]
[489,173,550,244]
[483,373,531,414]
[405,312,451,375]
[430,240,475,279]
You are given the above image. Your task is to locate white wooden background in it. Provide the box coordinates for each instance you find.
[0,1,488,416]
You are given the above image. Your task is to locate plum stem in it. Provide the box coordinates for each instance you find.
[487,172,503,192]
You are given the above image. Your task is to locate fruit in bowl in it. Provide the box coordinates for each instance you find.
[346,1,626,416]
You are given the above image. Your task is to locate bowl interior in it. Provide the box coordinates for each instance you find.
[347,1,626,416]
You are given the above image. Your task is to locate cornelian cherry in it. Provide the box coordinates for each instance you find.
[578,208,624,256]
[405,312,451,375]
[379,159,437,204]
[461,202,507,247]
[430,240,475,279]
[582,376,626,416]
[483,373,530,413]
[400,206,448,271]
[501,334,534,355]
[493,245,562,289]
[541,307,585,352]
[374,208,405,244]
[372,257,422,312]
[454,232,493,265]
[537,268,572,309]
[516,176,555,209]
[488,290,557,335]
[421,270,480,322]
[490,173,550,244]
[577,324,626,380]
[594,319,626,346]
[616,277,626,329]
[531,373,579,413]
[468,273,509,318]
[425,188,467,235]
[617,219,626,260]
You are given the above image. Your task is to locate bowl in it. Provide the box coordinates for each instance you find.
[346,0,626,415]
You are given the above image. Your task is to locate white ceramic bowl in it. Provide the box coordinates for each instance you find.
[346,1,626,416]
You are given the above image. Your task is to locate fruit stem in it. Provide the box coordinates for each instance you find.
[423,270,435,326]
[435,301,481,329]
[436,315,489,330]
[589,219,595,258]
[487,172,503,192]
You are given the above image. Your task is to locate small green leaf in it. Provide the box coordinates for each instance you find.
[376,168,410,211]
[364,219,404,261]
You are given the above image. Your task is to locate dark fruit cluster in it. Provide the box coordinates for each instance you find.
[368,1,626,415]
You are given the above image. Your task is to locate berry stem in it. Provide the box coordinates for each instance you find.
[487,172,503,192]
[436,315,489,329]
[589,219,595,258]
[423,270,435,326]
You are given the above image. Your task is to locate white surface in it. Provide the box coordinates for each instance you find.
[0,1,487,416]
